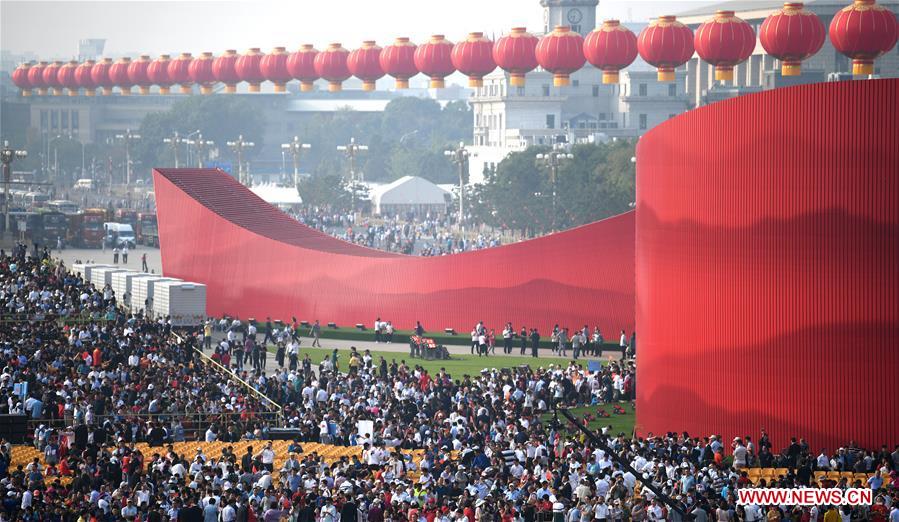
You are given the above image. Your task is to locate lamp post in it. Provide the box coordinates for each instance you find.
[280,137,311,188]
[443,141,472,230]
[185,133,215,168]
[337,137,368,213]
[162,131,185,169]
[227,135,255,185]
[535,148,573,233]
[1,141,28,241]
[115,129,142,185]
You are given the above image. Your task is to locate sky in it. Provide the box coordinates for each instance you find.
[1,0,717,59]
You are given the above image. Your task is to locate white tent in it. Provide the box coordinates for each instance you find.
[250,184,303,210]
[370,176,451,216]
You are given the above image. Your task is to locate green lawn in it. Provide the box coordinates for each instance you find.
[256,323,622,352]
[541,405,637,438]
[286,345,584,377]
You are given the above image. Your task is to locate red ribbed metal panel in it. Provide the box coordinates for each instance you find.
[153,168,635,334]
[636,79,899,451]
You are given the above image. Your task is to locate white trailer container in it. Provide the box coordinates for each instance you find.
[75,264,113,282]
[152,281,206,326]
[131,276,180,315]
[111,270,145,306]
[89,266,131,289]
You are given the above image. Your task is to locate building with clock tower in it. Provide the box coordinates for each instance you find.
[540,0,598,36]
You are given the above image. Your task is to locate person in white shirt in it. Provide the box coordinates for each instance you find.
[257,442,275,471]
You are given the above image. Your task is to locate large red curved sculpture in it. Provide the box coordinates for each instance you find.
[636,79,899,450]
[153,168,635,333]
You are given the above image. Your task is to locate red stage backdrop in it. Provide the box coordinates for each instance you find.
[153,168,635,334]
[636,79,899,450]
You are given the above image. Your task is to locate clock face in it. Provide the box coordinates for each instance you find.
[567,8,583,24]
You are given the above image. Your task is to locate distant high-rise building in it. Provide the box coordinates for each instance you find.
[78,39,106,61]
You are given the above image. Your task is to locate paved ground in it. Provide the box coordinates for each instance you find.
[52,246,164,275]
[51,246,624,362]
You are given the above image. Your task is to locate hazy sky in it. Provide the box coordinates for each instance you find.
[2,0,716,59]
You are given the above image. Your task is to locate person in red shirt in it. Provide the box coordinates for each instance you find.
[92,347,102,367]
[870,496,889,522]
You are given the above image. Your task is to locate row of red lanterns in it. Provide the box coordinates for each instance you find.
[11,1,898,97]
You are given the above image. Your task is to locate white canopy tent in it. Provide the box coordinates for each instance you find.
[250,184,303,210]
[370,176,451,216]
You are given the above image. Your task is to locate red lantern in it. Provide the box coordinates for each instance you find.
[213,50,240,93]
[109,57,134,95]
[584,20,638,84]
[637,16,695,82]
[128,55,153,95]
[314,43,351,92]
[759,3,825,76]
[147,55,173,95]
[379,37,417,89]
[451,32,496,87]
[694,10,756,82]
[12,63,32,97]
[91,58,115,96]
[348,41,385,92]
[168,53,194,94]
[260,47,292,92]
[75,60,97,97]
[414,35,455,88]
[235,48,265,93]
[43,61,64,96]
[189,52,216,95]
[28,61,48,96]
[829,0,898,76]
[493,27,539,87]
[287,45,319,92]
[535,26,586,87]
[57,60,79,96]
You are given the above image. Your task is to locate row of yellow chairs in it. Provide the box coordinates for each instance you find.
[745,467,876,485]
[9,440,431,481]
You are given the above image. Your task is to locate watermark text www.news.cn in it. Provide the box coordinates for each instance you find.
[738,488,872,506]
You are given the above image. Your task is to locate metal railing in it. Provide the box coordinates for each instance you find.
[25,410,281,443]
[172,331,284,422]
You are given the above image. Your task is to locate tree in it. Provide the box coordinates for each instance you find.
[297,172,351,210]
[472,140,636,235]
[134,96,265,172]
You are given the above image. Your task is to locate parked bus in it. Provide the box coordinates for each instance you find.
[81,208,107,248]
[5,211,41,242]
[9,189,50,209]
[137,212,159,247]
[36,210,68,247]
[47,200,81,215]
[114,208,139,230]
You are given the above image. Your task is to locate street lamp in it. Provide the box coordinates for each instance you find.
[162,131,185,169]
[1,141,28,240]
[227,135,255,185]
[535,147,573,233]
[185,133,215,168]
[337,137,368,213]
[115,129,142,185]
[280,136,311,188]
[443,141,473,230]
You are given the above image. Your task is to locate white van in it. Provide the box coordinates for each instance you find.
[104,222,136,248]
[74,179,96,190]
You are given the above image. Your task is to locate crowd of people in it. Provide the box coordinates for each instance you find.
[289,208,513,256]
[2,247,899,521]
